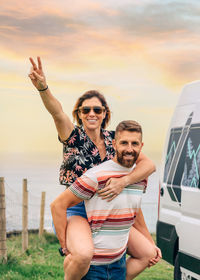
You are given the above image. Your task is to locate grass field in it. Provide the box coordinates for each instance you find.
[0,233,173,280]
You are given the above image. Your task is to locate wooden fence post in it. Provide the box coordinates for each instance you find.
[39,192,46,237]
[22,179,28,252]
[0,177,7,263]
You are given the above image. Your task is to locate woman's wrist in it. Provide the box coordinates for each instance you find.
[123,175,130,187]
[38,85,48,92]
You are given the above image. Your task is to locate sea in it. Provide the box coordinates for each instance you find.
[1,156,161,234]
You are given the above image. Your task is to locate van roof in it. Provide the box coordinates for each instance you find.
[177,80,200,107]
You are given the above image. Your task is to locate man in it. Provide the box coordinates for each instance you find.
[51,120,161,280]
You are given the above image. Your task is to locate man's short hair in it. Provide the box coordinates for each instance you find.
[115,120,142,139]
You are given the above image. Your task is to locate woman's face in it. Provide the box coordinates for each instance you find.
[78,97,106,132]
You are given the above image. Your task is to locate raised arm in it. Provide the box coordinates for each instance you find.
[28,57,74,140]
[98,152,155,200]
[50,189,83,249]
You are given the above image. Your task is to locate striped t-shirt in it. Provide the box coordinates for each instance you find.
[69,159,146,265]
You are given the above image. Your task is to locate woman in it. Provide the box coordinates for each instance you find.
[28,57,161,280]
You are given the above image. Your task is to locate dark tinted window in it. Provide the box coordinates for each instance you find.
[164,123,200,189]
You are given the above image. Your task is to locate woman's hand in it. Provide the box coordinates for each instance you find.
[97,176,127,201]
[28,56,47,91]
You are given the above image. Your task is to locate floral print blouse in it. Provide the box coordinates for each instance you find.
[59,126,115,186]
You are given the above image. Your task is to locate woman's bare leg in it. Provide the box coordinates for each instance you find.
[63,216,94,280]
[126,227,156,280]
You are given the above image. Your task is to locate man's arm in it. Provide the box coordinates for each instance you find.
[50,189,83,249]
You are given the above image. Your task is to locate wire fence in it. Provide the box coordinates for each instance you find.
[4,179,50,234]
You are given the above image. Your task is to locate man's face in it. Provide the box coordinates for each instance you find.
[113,130,143,168]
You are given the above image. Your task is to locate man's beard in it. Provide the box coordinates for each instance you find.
[116,150,139,168]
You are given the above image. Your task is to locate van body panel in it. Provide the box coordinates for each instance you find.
[157,80,200,279]
[179,187,200,257]
[156,221,178,265]
[179,252,200,276]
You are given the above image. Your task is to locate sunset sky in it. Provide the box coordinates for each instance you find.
[1,0,200,176]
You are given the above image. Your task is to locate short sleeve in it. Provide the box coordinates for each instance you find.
[58,125,78,145]
[68,173,98,200]
[133,179,148,193]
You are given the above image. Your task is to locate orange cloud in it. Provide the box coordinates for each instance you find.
[1,0,200,160]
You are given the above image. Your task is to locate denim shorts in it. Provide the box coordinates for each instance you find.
[67,201,87,219]
[81,253,126,280]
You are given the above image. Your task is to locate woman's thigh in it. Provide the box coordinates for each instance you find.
[127,226,155,259]
[66,215,94,255]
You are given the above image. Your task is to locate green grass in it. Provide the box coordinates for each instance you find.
[0,233,64,280]
[135,259,173,280]
[0,233,173,279]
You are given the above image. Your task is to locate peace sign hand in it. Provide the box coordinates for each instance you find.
[28,57,47,91]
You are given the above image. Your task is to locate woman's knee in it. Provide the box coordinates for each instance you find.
[145,243,156,259]
[70,239,94,263]
[63,247,93,269]
[77,247,94,265]
[141,244,156,261]
[127,239,156,261]
[127,227,156,260]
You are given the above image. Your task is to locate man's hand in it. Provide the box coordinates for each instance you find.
[97,177,127,201]
[148,246,162,267]
[59,247,70,257]
[28,56,47,91]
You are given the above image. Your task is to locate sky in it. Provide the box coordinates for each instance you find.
[1,0,200,178]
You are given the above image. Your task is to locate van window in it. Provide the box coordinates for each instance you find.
[164,122,200,189]
[182,123,200,188]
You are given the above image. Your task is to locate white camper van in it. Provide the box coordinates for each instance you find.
[156,81,200,280]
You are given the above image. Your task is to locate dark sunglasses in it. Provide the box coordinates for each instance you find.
[78,106,105,114]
